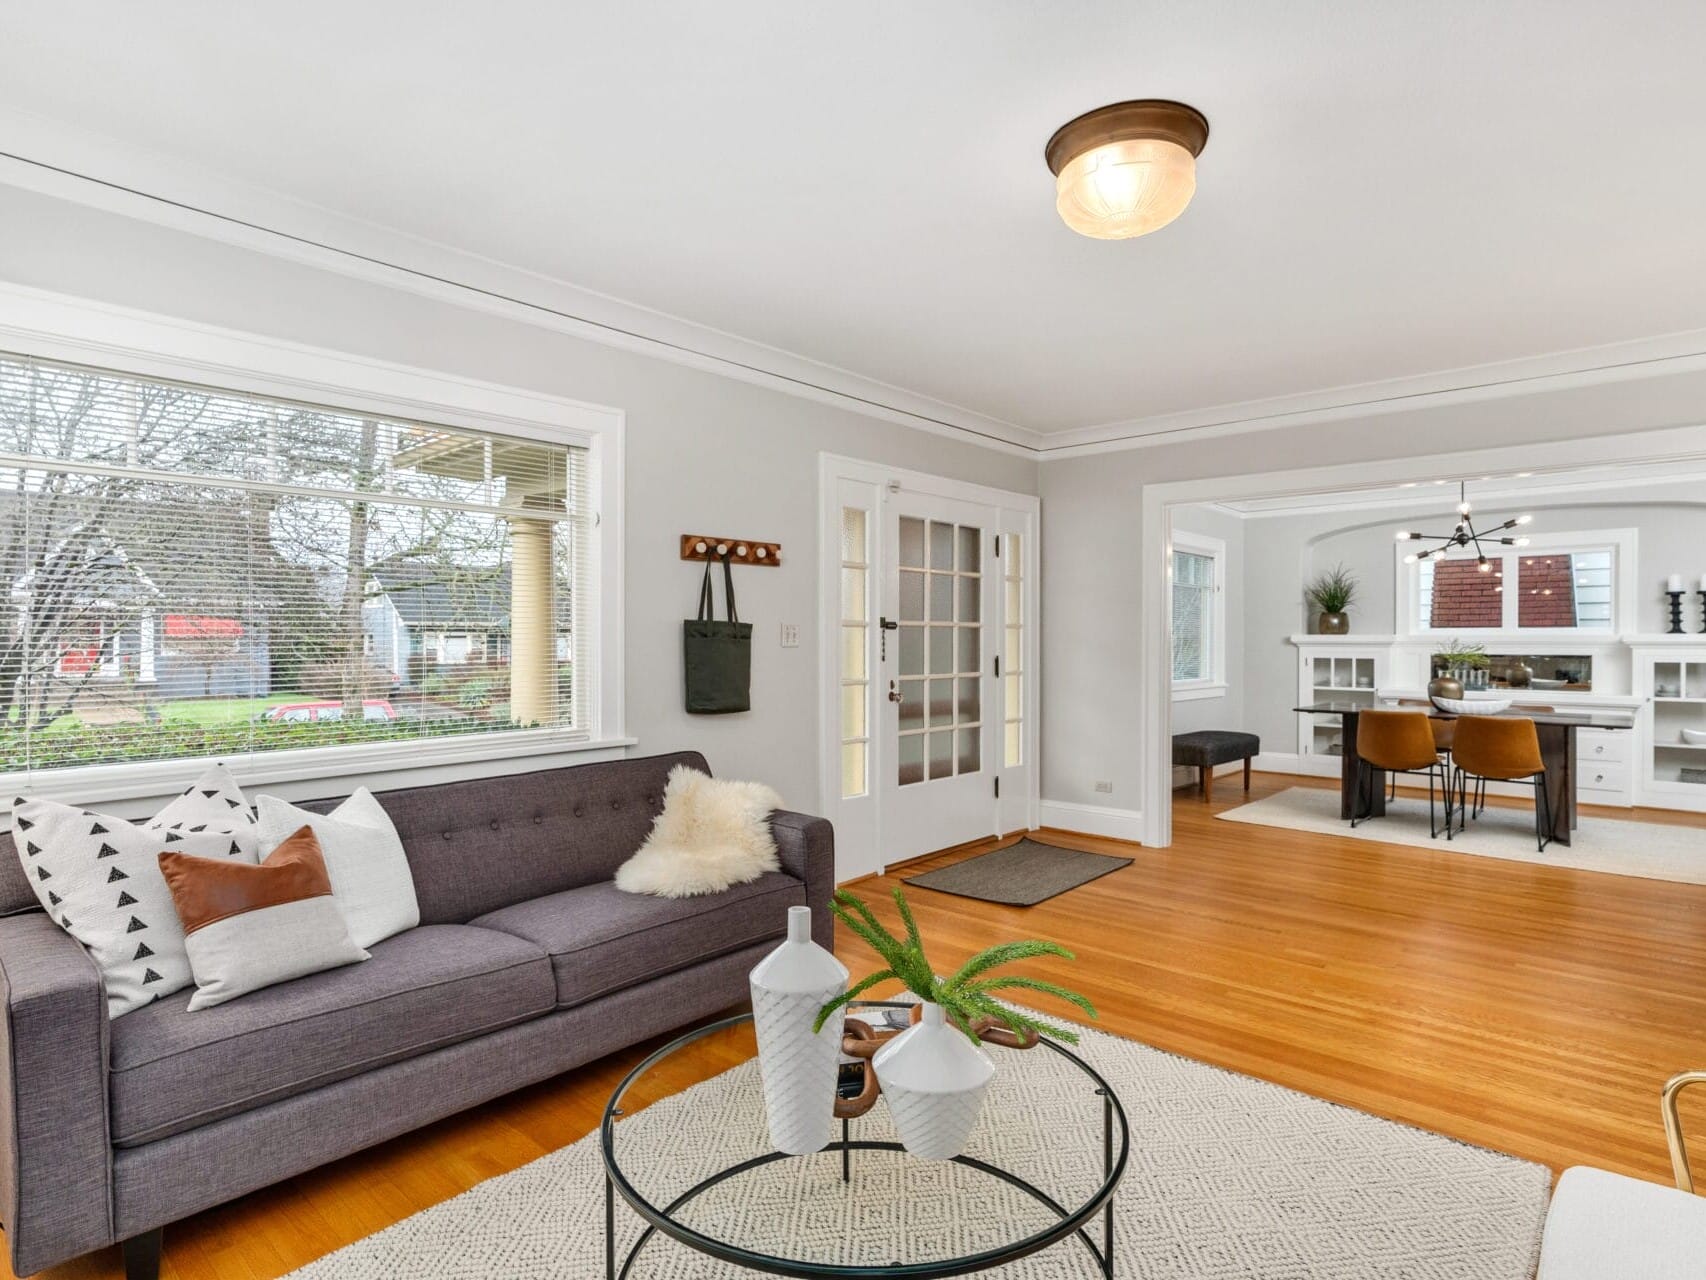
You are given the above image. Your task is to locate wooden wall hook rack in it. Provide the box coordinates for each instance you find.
[680,535,782,566]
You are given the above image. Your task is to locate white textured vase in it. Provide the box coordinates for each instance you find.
[749,906,849,1155]
[871,1002,996,1161]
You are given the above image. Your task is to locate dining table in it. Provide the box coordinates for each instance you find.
[1292,702,1637,847]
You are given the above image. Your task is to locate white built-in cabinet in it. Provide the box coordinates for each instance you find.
[1293,643,1389,760]
[1633,641,1706,813]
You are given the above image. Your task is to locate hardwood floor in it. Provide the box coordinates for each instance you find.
[17,771,1706,1279]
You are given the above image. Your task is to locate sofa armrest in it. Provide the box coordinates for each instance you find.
[0,913,114,1275]
[769,811,835,951]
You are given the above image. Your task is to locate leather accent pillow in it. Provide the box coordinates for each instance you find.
[11,763,261,1017]
[254,788,419,948]
[159,825,368,1011]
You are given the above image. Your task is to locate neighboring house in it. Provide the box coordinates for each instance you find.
[363,564,513,686]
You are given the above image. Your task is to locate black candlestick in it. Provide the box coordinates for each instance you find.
[1698,590,1706,634]
[1668,590,1686,634]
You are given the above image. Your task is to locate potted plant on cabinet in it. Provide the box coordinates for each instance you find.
[1306,564,1359,635]
[814,887,1095,1160]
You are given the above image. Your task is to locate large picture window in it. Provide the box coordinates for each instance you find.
[1408,534,1628,635]
[1,352,594,781]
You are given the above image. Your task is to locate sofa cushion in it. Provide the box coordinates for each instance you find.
[470,871,803,1009]
[108,924,553,1147]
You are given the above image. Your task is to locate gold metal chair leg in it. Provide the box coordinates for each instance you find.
[1662,1070,1706,1192]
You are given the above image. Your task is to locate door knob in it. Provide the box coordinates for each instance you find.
[888,680,903,703]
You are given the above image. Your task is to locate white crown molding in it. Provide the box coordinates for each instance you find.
[0,107,1043,458]
[1040,329,1706,458]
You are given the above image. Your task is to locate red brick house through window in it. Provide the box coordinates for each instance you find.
[1424,555,1582,629]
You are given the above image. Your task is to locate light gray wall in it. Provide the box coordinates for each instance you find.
[1169,503,1245,738]
[1039,389,1706,813]
[0,184,1034,814]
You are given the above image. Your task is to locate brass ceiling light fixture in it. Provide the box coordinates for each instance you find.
[1045,99,1209,239]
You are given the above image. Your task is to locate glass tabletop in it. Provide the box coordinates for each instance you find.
[600,1000,1128,1278]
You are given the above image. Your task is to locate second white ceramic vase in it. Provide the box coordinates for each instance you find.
[749,906,849,1155]
[871,1001,996,1160]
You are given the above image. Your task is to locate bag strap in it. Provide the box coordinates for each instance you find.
[721,551,740,624]
[697,558,716,622]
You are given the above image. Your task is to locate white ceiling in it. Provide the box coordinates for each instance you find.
[4,2,1706,447]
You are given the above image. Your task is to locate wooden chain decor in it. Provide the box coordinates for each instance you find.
[833,1005,1039,1120]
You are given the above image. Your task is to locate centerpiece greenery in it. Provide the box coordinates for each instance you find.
[1435,639,1491,671]
[813,887,1096,1044]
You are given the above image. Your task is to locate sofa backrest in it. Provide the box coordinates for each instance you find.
[0,750,708,924]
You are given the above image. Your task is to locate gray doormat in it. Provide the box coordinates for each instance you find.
[902,837,1133,905]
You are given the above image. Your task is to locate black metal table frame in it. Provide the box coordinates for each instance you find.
[600,1001,1130,1278]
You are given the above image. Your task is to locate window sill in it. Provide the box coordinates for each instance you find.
[1172,682,1229,702]
[3,730,638,818]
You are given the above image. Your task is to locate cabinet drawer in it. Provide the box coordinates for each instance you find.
[1576,731,1628,765]
[1577,759,1630,797]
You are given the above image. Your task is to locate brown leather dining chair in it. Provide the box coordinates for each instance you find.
[1392,699,1456,801]
[1351,709,1454,839]
[1452,715,1552,852]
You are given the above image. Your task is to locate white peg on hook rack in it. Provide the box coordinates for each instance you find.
[694,540,708,554]
[736,545,748,557]
[716,542,730,555]
[756,547,768,559]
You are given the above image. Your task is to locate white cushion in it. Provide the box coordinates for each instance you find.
[1539,1165,1706,1279]
[11,763,260,1017]
[254,789,418,948]
[614,766,783,898]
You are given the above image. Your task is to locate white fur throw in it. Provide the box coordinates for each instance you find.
[614,766,783,897]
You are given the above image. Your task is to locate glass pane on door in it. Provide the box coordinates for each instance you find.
[897,521,984,786]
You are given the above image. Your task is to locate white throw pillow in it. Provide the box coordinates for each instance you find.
[615,766,783,898]
[12,763,260,1017]
[254,788,419,948]
[159,825,368,1011]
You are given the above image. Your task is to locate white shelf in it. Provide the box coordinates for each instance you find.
[1655,741,1706,751]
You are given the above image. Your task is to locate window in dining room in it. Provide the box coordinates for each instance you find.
[1410,535,1624,634]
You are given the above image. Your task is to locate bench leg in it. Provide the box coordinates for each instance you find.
[1203,765,1214,804]
[1244,756,1252,792]
[123,1228,162,1280]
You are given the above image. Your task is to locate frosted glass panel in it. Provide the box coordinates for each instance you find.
[929,626,953,675]
[899,680,926,729]
[841,684,866,739]
[959,575,980,622]
[1005,627,1022,670]
[899,571,925,622]
[841,507,867,563]
[1005,721,1022,767]
[958,525,980,572]
[899,517,925,568]
[1005,673,1022,719]
[929,573,953,621]
[928,730,954,780]
[1005,580,1021,623]
[929,521,954,570]
[841,568,865,622]
[957,626,979,673]
[840,742,866,799]
[928,679,954,728]
[957,728,980,775]
[898,626,925,676]
[898,734,925,786]
[958,677,980,722]
[841,626,865,680]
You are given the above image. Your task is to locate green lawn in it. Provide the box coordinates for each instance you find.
[158,693,308,725]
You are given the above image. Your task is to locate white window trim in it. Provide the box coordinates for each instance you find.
[1170,529,1227,700]
[0,281,630,809]
[1395,527,1637,641]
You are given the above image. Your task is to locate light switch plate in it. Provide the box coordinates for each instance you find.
[780,622,801,648]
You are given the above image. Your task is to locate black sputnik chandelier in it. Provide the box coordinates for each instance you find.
[1395,481,1533,571]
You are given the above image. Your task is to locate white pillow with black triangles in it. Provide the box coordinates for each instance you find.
[11,763,261,1018]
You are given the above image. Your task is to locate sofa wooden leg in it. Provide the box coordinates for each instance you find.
[1243,756,1252,792]
[1203,766,1214,804]
[122,1227,161,1280]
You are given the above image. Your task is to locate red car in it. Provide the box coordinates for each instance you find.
[264,699,397,724]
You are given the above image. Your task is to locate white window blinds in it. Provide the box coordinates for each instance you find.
[0,353,592,780]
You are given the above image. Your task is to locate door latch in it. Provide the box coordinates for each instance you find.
[879,615,898,661]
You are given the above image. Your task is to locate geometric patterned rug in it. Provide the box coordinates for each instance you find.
[286,1012,1549,1278]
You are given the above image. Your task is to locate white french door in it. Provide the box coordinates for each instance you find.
[879,491,1001,863]
[821,458,1037,881]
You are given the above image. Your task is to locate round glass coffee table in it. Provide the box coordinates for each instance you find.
[600,1000,1128,1278]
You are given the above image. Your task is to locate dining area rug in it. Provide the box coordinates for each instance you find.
[285,1009,1549,1278]
[1219,785,1706,884]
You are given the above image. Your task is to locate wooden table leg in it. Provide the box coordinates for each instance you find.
[1537,723,1575,847]
[1339,710,1384,820]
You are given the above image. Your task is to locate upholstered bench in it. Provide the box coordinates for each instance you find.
[1172,730,1260,803]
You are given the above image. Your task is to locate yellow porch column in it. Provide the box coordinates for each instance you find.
[508,516,556,727]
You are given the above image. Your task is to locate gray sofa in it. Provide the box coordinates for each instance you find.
[0,751,833,1278]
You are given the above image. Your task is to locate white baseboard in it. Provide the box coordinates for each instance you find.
[1037,800,1145,843]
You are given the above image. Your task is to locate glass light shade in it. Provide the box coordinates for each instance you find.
[1054,137,1196,239]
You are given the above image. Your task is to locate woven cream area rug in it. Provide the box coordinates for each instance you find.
[287,1015,1548,1278]
[1220,785,1706,885]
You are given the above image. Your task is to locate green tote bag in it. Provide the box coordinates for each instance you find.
[683,552,752,713]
